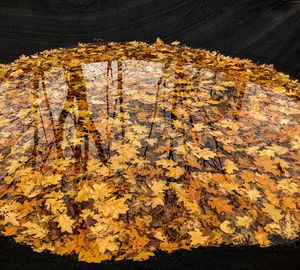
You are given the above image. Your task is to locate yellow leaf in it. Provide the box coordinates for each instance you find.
[245,146,260,156]
[235,216,253,229]
[156,159,178,168]
[7,158,26,174]
[45,197,66,214]
[94,235,119,253]
[245,189,261,201]
[223,159,238,174]
[22,221,48,238]
[191,145,217,160]
[188,229,209,246]
[156,37,164,44]
[171,41,180,46]
[192,123,206,132]
[220,220,235,234]
[2,212,20,226]
[0,119,10,127]
[10,69,23,77]
[262,203,283,222]
[78,248,112,263]
[273,86,286,93]
[132,251,155,261]
[97,197,129,218]
[277,179,298,195]
[56,214,74,233]
[151,180,167,195]
[166,166,185,179]
[2,225,21,236]
[255,228,270,246]
[42,174,62,186]
[87,159,110,176]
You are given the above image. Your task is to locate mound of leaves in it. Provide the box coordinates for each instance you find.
[0,39,299,263]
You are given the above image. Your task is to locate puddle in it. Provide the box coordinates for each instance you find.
[0,40,299,263]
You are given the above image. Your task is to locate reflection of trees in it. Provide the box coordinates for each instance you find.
[143,64,165,158]
[112,61,125,140]
[58,64,107,167]
[28,59,243,175]
[30,63,109,173]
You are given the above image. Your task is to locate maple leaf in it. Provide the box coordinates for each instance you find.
[174,144,188,156]
[132,125,148,134]
[52,158,75,171]
[282,213,299,239]
[22,221,48,238]
[217,119,240,131]
[75,184,93,203]
[58,233,87,254]
[151,180,167,195]
[97,197,129,218]
[255,228,270,246]
[151,196,165,208]
[92,183,113,200]
[194,147,217,160]
[156,159,178,168]
[80,209,96,221]
[245,189,261,201]
[188,229,209,246]
[7,158,27,174]
[277,179,298,195]
[94,235,119,253]
[258,149,275,158]
[245,146,260,156]
[56,214,74,233]
[290,135,300,150]
[146,138,157,146]
[1,212,20,226]
[262,203,283,223]
[220,220,235,234]
[160,241,179,253]
[223,159,238,174]
[235,216,253,229]
[172,119,183,129]
[108,155,130,171]
[171,41,180,46]
[253,155,278,174]
[0,119,10,127]
[42,174,62,186]
[208,197,234,215]
[76,182,114,203]
[78,248,112,263]
[45,197,66,214]
[153,231,167,241]
[150,180,167,207]
[2,225,21,236]
[166,166,185,179]
[132,251,155,261]
[281,197,296,209]
[192,123,207,132]
[130,228,150,250]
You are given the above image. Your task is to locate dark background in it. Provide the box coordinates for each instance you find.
[0,0,299,269]
[0,0,300,79]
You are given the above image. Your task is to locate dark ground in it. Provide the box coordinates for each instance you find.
[0,0,299,270]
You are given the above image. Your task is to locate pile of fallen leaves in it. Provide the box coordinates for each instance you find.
[0,39,299,263]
